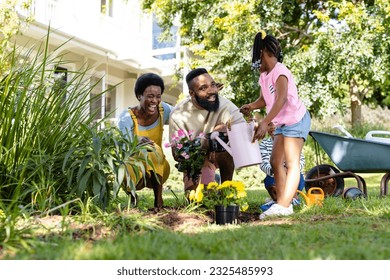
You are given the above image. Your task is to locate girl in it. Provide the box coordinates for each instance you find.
[240,30,311,219]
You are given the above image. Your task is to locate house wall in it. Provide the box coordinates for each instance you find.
[15,0,183,122]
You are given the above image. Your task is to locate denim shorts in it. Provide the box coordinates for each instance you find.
[274,111,311,141]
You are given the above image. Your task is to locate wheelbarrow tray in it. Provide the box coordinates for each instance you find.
[309,131,390,173]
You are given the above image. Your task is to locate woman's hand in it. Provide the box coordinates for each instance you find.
[138,136,154,146]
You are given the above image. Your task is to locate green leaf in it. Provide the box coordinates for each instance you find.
[77,169,93,196]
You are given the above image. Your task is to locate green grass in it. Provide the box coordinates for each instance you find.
[12,216,390,260]
[2,172,390,260]
[1,38,389,260]
[1,111,389,260]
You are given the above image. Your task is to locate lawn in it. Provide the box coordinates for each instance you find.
[1,30,389,277]
[1,169,389,260]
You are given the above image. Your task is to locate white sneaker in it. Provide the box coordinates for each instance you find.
[259,199,275,212]
[259,203,293,220]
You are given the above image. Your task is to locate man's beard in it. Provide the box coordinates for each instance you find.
[195,94,220,112]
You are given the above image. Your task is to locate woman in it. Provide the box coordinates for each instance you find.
[118,73,172,210]
[240,30,311,219]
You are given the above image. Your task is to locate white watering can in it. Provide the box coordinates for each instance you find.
[210,121,262,169]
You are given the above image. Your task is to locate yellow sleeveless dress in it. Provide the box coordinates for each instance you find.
[126,105,170,187]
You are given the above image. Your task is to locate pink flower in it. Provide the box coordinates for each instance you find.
[177,143,183,149]
[188,130,194,140]
[198,132,206,138]
[177,129,186,138]
[164,142,171,148]
[181,152,190,159]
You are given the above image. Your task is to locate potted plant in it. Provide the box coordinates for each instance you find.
[189,180,249,225]
[165,129,207,182]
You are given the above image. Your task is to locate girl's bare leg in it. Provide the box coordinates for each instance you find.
[277,137,304,207]
[271,135,286,203]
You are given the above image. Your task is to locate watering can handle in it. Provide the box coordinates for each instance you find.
[210,132,232,155]
[308,187,325,195]
[249,121,256,140]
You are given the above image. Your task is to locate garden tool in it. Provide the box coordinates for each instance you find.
[297,187,325,207]
[210,121,262,169]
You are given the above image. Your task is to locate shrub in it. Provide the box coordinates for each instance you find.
[62,123,151,208]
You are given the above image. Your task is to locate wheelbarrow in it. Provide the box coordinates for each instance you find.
[305,129,390,197]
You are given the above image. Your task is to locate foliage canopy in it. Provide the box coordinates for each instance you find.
[142,0,390,125]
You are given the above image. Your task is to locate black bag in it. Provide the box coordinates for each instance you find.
[207,132,229,152]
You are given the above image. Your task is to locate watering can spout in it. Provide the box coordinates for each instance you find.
[210,131,232,155]
[296,190,309,205]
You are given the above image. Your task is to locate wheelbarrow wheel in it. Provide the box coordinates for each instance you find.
[305,164,345,197]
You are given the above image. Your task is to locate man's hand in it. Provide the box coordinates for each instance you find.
[252,120,268,142]
[213,123,227,132]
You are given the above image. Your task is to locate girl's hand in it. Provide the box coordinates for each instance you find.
[239,104,252,116]
[216,83,224,91]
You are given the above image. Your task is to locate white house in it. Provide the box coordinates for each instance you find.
[13,0,183,123]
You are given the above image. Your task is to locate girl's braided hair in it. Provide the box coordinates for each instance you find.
[251,30,283,70]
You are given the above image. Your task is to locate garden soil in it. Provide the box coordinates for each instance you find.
[34,209,266,241]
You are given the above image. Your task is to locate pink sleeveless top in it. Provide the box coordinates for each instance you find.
[259,62,306,126]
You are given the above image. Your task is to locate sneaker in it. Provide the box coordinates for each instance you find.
[292,198,300,206]
[259,203,293,220]
[259,199,276,212]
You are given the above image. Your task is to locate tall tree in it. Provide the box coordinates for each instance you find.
[0,0,32,75]
[301,0,390,126]
[142,0,390,126]
[142,0,321,102]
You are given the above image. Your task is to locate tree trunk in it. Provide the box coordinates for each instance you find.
[349,78,363,128]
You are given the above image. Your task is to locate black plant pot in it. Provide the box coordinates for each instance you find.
[215,205,239,225]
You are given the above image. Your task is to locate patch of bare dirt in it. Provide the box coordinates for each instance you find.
[153,209,274,230]
[158,211,212,233]
[32,215,113,240]
[239,211,259,223]
[30,208,295,242]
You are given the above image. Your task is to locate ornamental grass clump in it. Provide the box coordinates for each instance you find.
[189,180,249,211]
[0,30,150,211]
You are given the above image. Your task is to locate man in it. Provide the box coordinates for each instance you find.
[169,68,245,193]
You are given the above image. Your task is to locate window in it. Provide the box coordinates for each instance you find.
[53,66,68,103]
[90,78,103,120]
[90,77,116,120]
[152,15,178,60]
[101,0,113,17]
[105,85,116,118]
